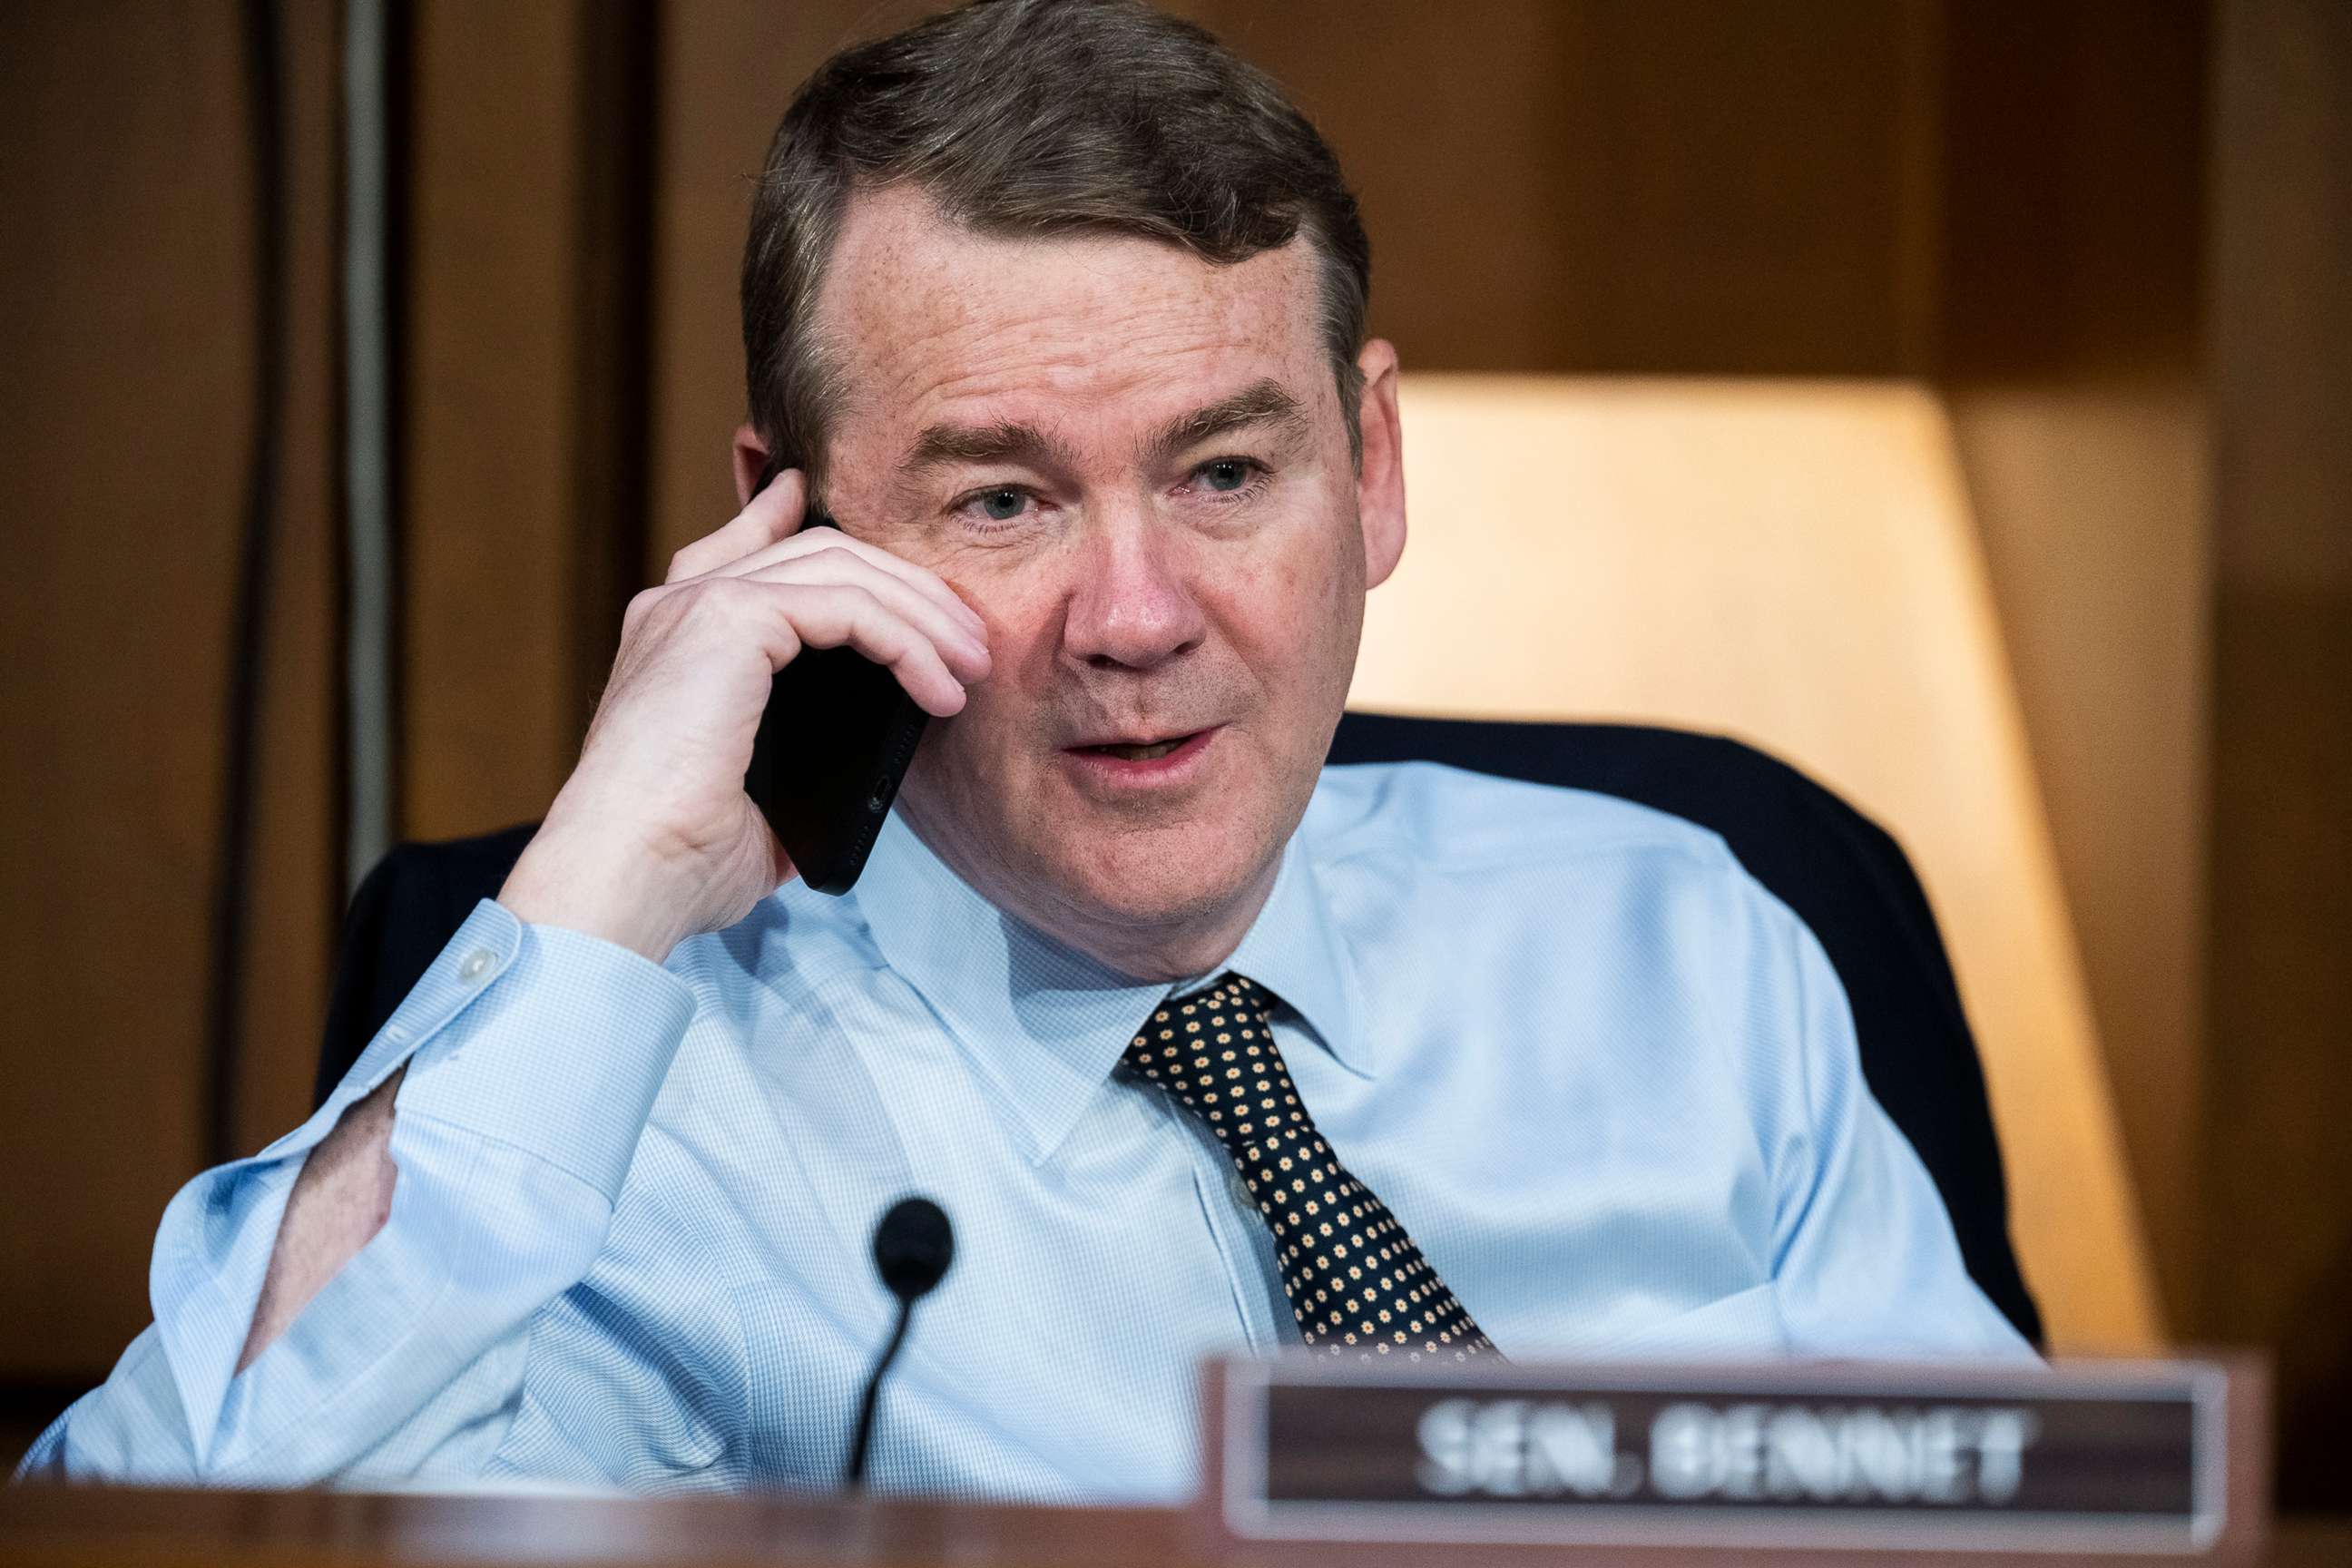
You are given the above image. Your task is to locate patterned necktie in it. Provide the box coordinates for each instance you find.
[1123,973,1496,1361]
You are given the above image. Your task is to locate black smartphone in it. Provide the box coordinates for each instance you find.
[740,458,931,895]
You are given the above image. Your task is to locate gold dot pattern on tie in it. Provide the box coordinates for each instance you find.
[1123,974,1496,1362]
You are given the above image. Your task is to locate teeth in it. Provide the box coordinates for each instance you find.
[1097,739,1181,760]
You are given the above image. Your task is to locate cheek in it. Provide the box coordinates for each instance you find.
[936,575,1064,735]
[1223,519,1363,687]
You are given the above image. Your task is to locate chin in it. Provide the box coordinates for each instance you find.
[900,745,1301,975]
[1047,813,1273,936]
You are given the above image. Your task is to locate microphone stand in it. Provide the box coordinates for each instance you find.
[844,1196,954,1492]
[845,1295,915,1489]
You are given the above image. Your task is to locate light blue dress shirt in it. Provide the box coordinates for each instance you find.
[24,761,2030,1499]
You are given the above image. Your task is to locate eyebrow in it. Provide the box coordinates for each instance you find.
[1143,378,1309,464]
[895,377,1310,481]
[897,418,1081,479]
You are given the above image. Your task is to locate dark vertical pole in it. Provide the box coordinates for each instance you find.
[341,0,399,899]
[205,0,289,1168]
[569,0,659,724]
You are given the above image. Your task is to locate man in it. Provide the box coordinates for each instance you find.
[24,0,2026,1500]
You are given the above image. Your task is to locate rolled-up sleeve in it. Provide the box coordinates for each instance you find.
[17,900,697,1486]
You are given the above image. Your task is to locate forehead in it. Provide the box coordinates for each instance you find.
[813,184,1328,452]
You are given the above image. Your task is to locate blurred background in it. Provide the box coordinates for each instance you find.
[1,0,2344,1520]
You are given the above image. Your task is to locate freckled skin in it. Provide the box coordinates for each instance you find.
[750,185,1406,981]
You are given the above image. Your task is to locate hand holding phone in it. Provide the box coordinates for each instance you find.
[497,463,988,960]
[742,462,935,894]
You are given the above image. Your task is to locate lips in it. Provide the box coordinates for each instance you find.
[1077,735,1191,761]
[1066,726,1205,760]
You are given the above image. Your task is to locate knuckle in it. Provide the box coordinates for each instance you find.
[697,575,761,614]
[810,579,873,614]
[622,584,666,628]
[807,583,889,643]
[655,576,749,633]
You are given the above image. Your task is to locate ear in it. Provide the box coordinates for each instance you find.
[731,423,769,508]
[1352,338,1406,590]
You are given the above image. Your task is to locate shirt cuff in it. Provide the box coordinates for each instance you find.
[388,900,699,1205]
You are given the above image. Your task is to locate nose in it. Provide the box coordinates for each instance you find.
[1059,508,1209,672]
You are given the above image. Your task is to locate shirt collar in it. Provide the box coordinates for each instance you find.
[849,810,1368,1166]
[1221,828,1368,1077]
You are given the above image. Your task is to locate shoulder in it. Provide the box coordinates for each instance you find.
[1305,758,1746,885]
[1302,760,1822,1059]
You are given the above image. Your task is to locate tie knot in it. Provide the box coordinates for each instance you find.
[1183,971,1269,1015]
[1122,972,1302,1150]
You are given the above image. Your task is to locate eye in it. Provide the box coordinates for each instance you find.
[948,480,1049,534]
[976,487,1027,522]
[1199,458,1256,493]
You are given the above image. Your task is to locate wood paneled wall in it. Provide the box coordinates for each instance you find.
[0,0,341,1381]
[399,0,654,843]
[5,0,2347,1503]
[1936,0,2215,1330]
[2203,0,2352,1509]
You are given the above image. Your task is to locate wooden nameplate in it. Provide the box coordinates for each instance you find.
[1201,1353,2267,1564]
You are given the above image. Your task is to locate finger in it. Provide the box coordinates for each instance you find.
[772,583,973,718]
[701,517,986,640]
[740,547,991,683]
[664,467,807,583]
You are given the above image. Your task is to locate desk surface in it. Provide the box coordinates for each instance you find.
[4,1485,2347,1568]
[0,1485,1186,1568]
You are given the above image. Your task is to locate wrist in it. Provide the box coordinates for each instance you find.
[497,825,694,963]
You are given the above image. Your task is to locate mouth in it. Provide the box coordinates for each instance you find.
[1075,736,1192,761]
[1060,725,1222,782]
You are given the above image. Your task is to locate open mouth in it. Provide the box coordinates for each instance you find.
[1077,733,1193,762]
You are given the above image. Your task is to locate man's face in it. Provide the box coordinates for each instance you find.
[787,186,1404,974]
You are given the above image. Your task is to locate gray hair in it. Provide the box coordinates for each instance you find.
[740,0,1373,495]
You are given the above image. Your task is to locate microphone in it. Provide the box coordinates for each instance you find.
[844,1195,956,1490]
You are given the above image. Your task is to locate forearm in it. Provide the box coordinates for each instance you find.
[237,1065,404,1372]
[29,904,697,1486]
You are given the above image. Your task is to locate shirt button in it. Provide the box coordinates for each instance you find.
[1228,1171,1255,1210]
[457,947,495,982]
